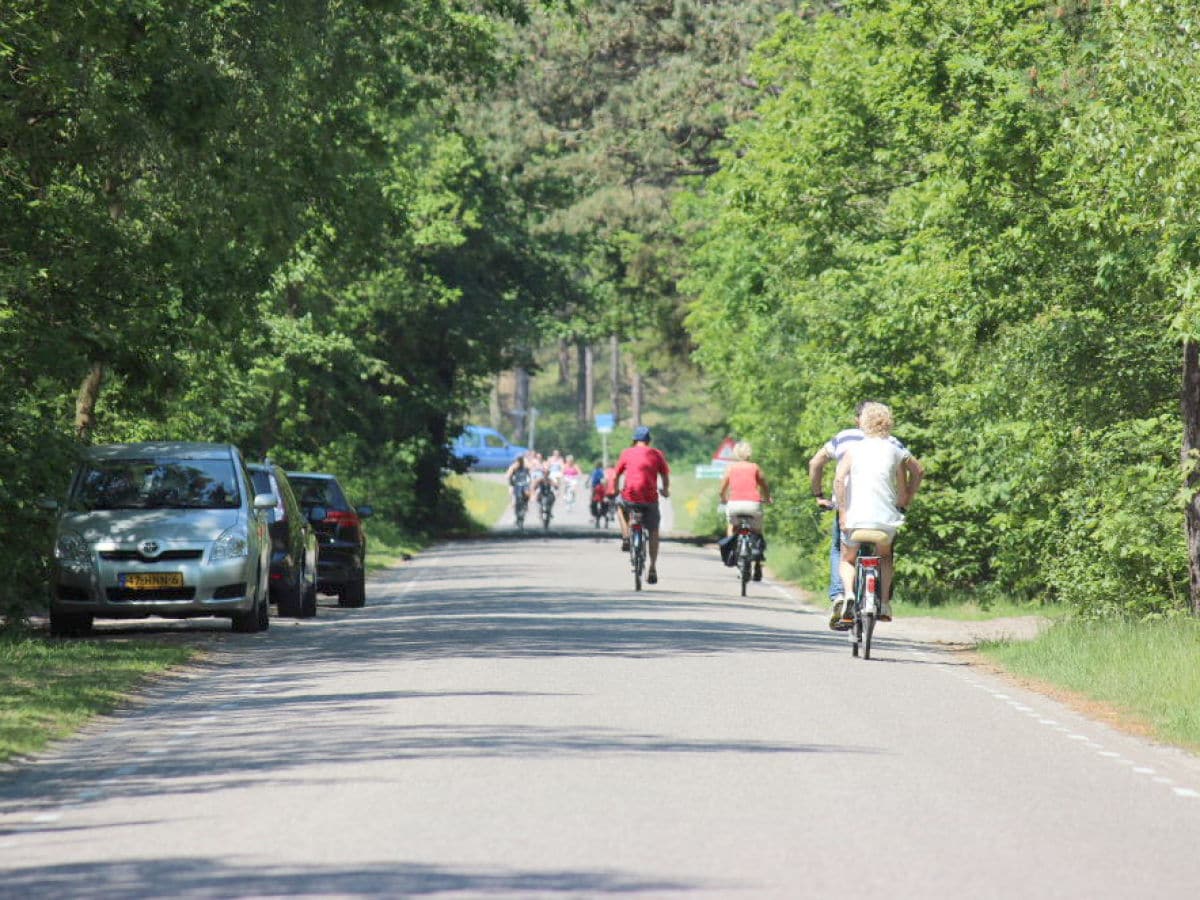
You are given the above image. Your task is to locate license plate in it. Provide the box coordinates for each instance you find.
[120,572,184,590]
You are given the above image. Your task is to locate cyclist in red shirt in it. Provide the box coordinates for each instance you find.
[608,426,671,584]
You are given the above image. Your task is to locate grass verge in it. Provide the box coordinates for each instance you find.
[446,473,510,532]
[0,633,194,763]
[979,617,1200,751]
[668,471,723,538]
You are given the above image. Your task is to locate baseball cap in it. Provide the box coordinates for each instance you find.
[632,426,651,442]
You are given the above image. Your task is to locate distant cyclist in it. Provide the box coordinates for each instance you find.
[717,441,772,582]
[833,402,923,624]
[608,426,670,585]
[505,456,531,511]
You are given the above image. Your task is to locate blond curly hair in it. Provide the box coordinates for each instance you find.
[859,402,893,437]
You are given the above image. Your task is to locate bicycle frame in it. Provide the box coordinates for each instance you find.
[847,528,888,660]
[732,514,756,596]
[628,506,647,591]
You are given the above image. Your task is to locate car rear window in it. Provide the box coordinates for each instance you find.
[70,458,241,511]
[288,476,349,511]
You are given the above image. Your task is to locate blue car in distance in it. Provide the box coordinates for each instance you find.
[451,426,527,471]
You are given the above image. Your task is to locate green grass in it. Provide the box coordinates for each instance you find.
[0,634,194,763]
[365,517,423,570]
[668,471,724,537]
[979,618,1200,750]
[446,473,511,531]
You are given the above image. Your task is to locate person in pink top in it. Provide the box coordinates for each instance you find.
[718,441,772,581]
[608,426,671,584]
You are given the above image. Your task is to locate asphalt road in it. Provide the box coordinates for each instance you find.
[1,490,1199,898]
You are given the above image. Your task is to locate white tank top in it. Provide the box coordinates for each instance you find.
[845,437,910,530]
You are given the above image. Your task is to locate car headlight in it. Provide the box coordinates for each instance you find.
[55,530,92,574]
[211,526,249,561]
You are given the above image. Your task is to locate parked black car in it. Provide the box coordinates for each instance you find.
[286,472,372,608]
[248,463,320,618]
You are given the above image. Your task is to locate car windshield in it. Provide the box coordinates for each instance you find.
[289,476,348,511]
[69,458,241,511]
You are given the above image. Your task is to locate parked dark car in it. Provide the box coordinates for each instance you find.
[248,463,320,618]
[286,472,372,608]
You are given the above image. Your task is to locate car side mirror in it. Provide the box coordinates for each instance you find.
[253,493,276,510]
[37,497,58,511]
[356,504,374,519]
[307,505,327,523]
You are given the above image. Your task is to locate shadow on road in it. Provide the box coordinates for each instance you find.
[0,857,709,898]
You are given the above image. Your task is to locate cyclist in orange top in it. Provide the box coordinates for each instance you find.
[718,441,772,581]
[608,426,671,584]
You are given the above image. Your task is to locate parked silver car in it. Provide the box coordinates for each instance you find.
[47,442,274,636]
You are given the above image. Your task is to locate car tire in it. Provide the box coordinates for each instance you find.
[49,610,93,638]
[299,565,318,618]
[278,569,303,618]
[232,570,269,633]
[340,571,366,608]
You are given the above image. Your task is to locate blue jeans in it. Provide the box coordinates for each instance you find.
[829,514,844,600]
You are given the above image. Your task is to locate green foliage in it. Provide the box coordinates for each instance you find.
[681,0,1199,617]
[0,0,563,621]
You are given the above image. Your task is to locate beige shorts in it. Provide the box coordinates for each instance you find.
[725,500,763,531]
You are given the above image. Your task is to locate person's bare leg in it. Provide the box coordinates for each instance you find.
[616,504,629,541]
[649,530,660,572]
[831,545,858,626]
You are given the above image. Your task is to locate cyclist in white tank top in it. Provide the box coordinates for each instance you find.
[832,402,923,624]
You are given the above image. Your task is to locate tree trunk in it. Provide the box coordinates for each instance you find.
[514,367,531,445]
[584,344,595,422]
[1183,340,1200,615]
[576,340,588,424]
[558,338,571,385]
[631,367,643,427]
[74,361,105,442]
[489,376,502,430]
[610,335,621,426]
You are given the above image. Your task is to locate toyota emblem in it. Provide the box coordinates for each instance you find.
[139,540,161,557]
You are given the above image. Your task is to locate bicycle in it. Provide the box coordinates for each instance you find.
[511,482,530,530]
[563,478,577,509]
[730,513,762,597]
[846,528,889,660]
[537,484,555,530]
[627,505,647,591]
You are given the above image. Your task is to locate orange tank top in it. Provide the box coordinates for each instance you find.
[726,462,763,502]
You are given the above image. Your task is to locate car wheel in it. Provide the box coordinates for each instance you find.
[341,571,366,608]
[299,563,318,618]
[49,610,93,638]
[232,570,269,633]
[278,568,303,618]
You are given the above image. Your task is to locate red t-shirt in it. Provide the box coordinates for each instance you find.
[610,445,670,503]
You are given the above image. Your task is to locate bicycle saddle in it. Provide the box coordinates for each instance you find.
[849,528,890,544]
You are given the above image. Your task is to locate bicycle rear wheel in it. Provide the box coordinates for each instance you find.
[862,612,876,660]
[631,530,645,591]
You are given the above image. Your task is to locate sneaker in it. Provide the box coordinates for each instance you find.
[620,538,630,552]
[647,569,657,584]
[840,602,856,623]
[828,598,844,629]
[752,562,762,582]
